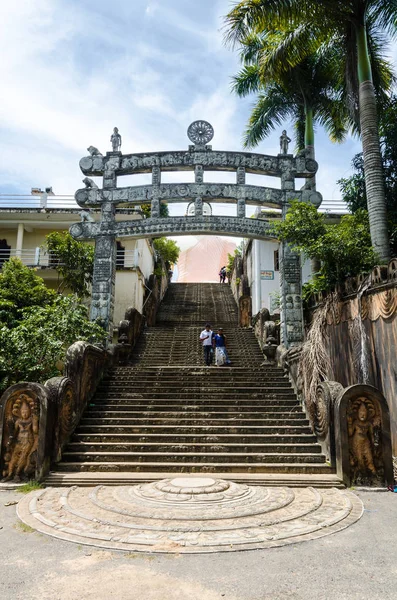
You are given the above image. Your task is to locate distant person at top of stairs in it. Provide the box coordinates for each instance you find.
[213,328,231,366]
[219,266,226,283]
[200,323,214,366]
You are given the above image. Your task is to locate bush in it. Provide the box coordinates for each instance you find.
[0,295,104,393]
[43,231,94,297]
[153,238,180,265]
[0,259,103,393]
[272,201,377,294]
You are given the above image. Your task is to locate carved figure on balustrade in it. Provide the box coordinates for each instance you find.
[87,146,103,156]
[110,127,122,152]
[347,396,382,484]
[82,177,98,189]
[2,394,39,482]
[80,210,95,223]
[279,130,291,155]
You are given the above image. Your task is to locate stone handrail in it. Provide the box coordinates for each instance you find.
[0,341,113,482]
[278,346,394,487]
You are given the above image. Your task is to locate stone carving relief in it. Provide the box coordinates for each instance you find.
[187,120,214,145]
[347,396,383,485]
[72,123,317,349]
[87,146,103,156]
[279,130,291,154]
[74,182,284,208]
[71,216,275,241]
[78,150,317,178]
[239,295,251,327]
[110,127,122,152]
[325,287,397,325]
[1,392,39,482]
[82,177,98,189]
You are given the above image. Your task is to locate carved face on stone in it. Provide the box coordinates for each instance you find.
[358,403,368,421]
[113,127,119,134]
[20,402,30,420]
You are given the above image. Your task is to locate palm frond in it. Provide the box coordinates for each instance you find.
[232,65,262,96]
[243,89,296,147]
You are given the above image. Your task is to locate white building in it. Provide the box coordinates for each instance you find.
[246,200,349,315]
[0,189,155,326]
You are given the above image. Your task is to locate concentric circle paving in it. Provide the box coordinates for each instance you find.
[17,478,363,553]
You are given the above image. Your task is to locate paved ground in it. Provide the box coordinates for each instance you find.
[16,478,363,553]
[1,486,397,600]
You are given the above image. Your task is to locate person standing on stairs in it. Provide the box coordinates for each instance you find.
[200,323,214,366]
[213,327,230,366]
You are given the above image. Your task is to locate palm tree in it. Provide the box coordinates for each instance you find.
[224,0,397,262]
[233,38,349,185]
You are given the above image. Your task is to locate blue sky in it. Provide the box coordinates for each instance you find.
[0,0,395,209]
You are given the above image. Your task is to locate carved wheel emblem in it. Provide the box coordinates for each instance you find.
[187,120,214,145]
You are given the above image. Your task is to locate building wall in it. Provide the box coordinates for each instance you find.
[0,216,155,324]
[246,240,313,315]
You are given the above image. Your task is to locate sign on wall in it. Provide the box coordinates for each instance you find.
[261,270,274,280]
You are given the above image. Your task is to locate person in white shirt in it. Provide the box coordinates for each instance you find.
[199,323,213,366]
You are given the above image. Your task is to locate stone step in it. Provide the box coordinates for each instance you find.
[94,392,298,400]
[71,433,318,443]
[66,442,322,454]
[77,424,314,435]
[110,366,284,372]
[102,378,289,385]
[61,452,326,465]
[88,399,300,408]
[84,409,304,419]
[54,462,333,474]
[54,282,334,482]
[79,416,308,426]
[86,404,302,413]
[44,471,344,488]
[98,382,293,390]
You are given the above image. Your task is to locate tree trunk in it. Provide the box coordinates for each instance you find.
[304,107,316,190]
[356,24,390,262]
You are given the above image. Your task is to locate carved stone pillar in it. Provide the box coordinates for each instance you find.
[151,166,161,218]
[194,197,203,217]
[236,166,246,218]
[195,165,204,183]
[280,166,304,347]
[90,202,116,342]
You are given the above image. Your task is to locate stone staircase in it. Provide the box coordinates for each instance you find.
[46,283,342,487]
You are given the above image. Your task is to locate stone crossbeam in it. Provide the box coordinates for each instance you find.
[80,149,318,179]
[70,216,276,242]
[75,183,284,208]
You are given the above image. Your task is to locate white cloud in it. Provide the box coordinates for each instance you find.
[0,0,388,206]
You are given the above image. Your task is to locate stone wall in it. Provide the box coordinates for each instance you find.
[307,260,397,453]
[0,341,113,482]
[0,300,154,483]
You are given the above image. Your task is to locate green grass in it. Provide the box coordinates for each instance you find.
[14,521,35,533]
[17,480,44,494]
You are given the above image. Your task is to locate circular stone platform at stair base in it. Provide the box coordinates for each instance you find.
[17,478,363,554]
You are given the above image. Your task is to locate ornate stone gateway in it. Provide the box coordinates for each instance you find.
[70,121,322,344]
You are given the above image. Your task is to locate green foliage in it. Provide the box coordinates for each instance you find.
[226,245,242,275]
[232,38,349,150]
[141,203,169,219]
[0,258,56,327]
[272,201,377,293]
[43,231,94,297]
[17,481,44,494]
[0,295,104,393]
[338,95,397,254]
[153,238,180,265]
[0,259,103,394]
